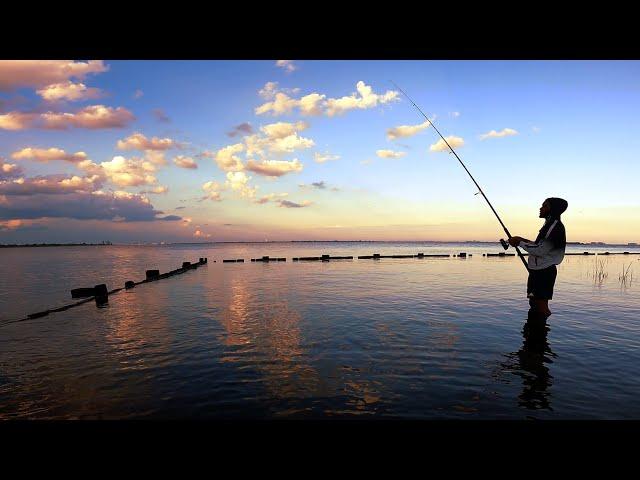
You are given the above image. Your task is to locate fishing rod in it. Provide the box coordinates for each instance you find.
[391,81,529,271]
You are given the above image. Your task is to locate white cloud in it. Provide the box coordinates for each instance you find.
[78,155,158,187]
[479,128,518,140]
[11,147,88,163]
[214,143,245,172]
[386,120,431,140]
[360,159,372,165]
[450,111,460,118]
[429,136,465,152]
[0,112,38,130]
[36,81,103,102]
[276,60,297,72]
[376,149,406,159]
[325,81,399,117]
[225,171,257,198]
[532,126,541,133]
[314,152,340,163]
[255,92,300,116]
[173,155,198,169]
[260,121,308,140]
[202,180,223,201]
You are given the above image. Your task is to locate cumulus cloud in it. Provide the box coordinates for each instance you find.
[225,171,257,198]
[325,81,399,117]
[202,180,222,201]
[278,199,312,208]
[0,111,37,130]
[386,120,431,140]
[214,143,245,172]
[140,185,169,194]
[0,60,108,91]
[479,128,518,140]
[40,105,135,130]
[254,81,396,118]
[11,147,88,163]
[376,149,406,159]
[0,190,180,222]
[78,155,157,187]
[0,174,103,195]
[260,121,308,139]
[117,132,178,151]
[173,155,198,169]
[227,122,254,137]
[36,81,103,102]
[314,152,340,163]
[245,158,303,177]
[276,60,297,72]
[429,136,465,152]
[0,158,24,180]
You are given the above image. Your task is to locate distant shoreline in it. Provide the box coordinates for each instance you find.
[1,240,638,248]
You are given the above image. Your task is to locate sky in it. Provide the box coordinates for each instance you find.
[1,60,639,244]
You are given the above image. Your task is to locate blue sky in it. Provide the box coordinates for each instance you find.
[1,60,639,243]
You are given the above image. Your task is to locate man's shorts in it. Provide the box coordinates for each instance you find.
[527,265,558,300]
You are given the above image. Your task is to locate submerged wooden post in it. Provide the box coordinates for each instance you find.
[182,261,191,269]
[125,281,135,289]
[94,284,108,306]
[146,269,160,280]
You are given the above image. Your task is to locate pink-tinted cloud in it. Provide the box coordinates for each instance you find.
[40,105,135,130]
[245,158,303,177]
[11,147,88,163]
[278,199,312,208]
[36,81,104,102]
[227,122,254,137]
[117,132,178,151]
[0,174,103,195]
[0,60,108,91]
[0,158,24,180]
[173,155,198,169]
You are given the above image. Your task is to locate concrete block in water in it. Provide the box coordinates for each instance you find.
[125,281,135,289]
[237,259,245,262]
[182,261,192,268]
[459,252,467,258]
[71,287,95,299]
[223,259,236,263]
[146,269,160,280]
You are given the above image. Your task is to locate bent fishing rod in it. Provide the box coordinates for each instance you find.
[391,81,529,272]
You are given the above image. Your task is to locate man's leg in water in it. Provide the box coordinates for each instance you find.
[534,299,551,316]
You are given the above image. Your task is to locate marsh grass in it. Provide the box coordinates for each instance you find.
[619,262,633,287]
[592,258,609,285]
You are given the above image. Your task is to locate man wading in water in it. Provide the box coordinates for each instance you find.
[509,198,568,317]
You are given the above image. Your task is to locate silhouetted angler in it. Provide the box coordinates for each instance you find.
[510,197,568,318]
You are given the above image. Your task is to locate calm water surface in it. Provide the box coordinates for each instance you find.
[1,242,639,419]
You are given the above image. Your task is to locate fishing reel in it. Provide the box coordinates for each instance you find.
[500,238,509,250]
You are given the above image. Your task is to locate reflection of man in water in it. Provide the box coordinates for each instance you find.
[501,312,555,412]
[509,197,568,317]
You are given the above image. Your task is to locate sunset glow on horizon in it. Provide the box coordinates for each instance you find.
[2,60,639,244]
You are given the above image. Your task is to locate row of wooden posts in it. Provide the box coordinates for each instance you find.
[222,251,639,262]
[24,258,209,321]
